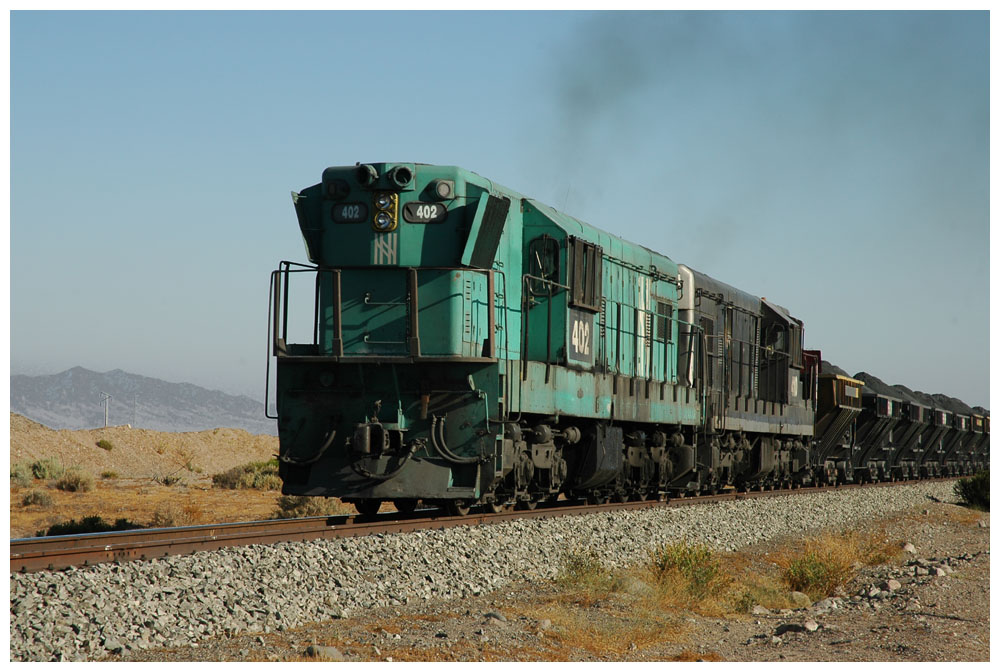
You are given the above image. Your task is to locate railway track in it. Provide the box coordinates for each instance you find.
[10,478,955,574]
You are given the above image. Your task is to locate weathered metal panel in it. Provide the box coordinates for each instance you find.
[515,361,701,426]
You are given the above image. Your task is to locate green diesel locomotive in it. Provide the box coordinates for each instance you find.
[268,162,821,514]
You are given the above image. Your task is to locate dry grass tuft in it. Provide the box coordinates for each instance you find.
[21,490,54,508]
[30,457,65,480]
[648,541,731,599]
[10,462,33,487]
[153,472,184,487]
[272,495,352,519]
[55,468,95,493]
[555,547,623,603]
[769,528,902,601]
[641,541,745,616]
[213,459,282,490]
[148,502,205,528]
[534,604,679,656]
[729,571,796,613]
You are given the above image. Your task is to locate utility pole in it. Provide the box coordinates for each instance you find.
[100,392,112,428]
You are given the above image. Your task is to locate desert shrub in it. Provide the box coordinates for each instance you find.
[39,516,143,537]
[96,439,114,451]
[55,468,94,493]
[30,458,65,480]
[213,459,281,490]
[10,462,34,487]
[782,551,850,599]
[154,473,184,487]
[954,470,989,510]
[648,542,729,599]
[556,547,622,593]
[773,529,899,601]
[273,495,349,519]
[21,490,54,507]
[172,447,201,472]
[212,467,243,489]
[101,470,119,479]
[732,578,795,614]
[148,503,204,528]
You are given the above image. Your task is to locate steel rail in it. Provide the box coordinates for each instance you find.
[10,478,955,574]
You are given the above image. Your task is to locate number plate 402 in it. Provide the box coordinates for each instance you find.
[402,202,448,223]
[568,309,594,365]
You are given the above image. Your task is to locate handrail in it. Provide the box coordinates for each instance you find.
[268,263,503,366]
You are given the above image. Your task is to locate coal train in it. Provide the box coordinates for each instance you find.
[267,162,989,515]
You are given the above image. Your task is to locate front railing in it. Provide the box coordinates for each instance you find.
[265,261,505,418]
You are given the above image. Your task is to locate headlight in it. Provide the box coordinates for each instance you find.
[376,193,394,210]
[374,211,394,231]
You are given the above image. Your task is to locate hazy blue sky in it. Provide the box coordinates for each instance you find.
[10,11,989,408]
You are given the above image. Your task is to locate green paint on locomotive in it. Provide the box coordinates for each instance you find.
[272,163,700,501]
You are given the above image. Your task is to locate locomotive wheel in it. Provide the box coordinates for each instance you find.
[446,500,471,516]
[586,492,608,505]
[394,499,418,514]
[354,499,381,516]
[485,500,512,514]
[516,498,538,511]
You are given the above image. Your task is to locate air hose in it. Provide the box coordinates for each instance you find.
[279,428,337,466]
[350,441,421,481]
[430,415,483,465]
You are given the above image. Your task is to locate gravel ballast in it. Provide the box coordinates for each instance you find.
[10,480,957,661]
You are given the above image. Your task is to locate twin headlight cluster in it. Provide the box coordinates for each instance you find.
[373,191,399,233]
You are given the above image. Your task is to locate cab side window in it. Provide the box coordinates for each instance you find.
[527,235,560,296]
[569,236,602,312]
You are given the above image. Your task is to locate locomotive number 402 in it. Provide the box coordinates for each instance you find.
[403,202,448,223]
[568,308,594,365]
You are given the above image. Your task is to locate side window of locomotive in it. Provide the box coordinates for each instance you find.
[767,327,787,355]
[788,323,803,368]
[569,237,602,312]
[528,236,559,296]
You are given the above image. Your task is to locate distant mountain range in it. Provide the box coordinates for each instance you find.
[10,367,277,435]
